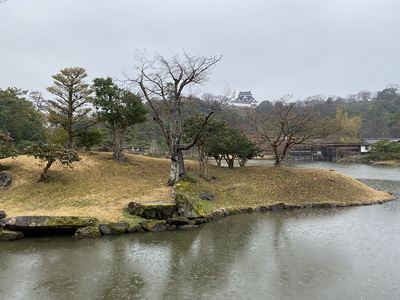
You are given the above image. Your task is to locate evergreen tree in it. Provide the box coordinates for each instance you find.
[46,67,93,148]
[92,77,147,160]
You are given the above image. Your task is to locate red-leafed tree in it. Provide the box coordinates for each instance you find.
[25,143,80,181]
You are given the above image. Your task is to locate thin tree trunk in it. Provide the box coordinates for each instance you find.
[238,157,248,167]
[40,160,55,182]
[67,101,74,149]
[272,145,281,166]
[204,150,209,176]
[198,145,207,177]
[214,154,223,166]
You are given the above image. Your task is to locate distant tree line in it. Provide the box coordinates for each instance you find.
[1,52,400,183]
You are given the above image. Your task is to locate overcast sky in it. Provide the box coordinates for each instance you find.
[1,0,400,102]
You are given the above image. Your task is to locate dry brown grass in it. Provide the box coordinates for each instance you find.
[1,152,172,222]
[189,165,392,211]
[0,153,393,222]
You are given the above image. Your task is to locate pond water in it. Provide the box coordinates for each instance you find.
[1,162,400,300]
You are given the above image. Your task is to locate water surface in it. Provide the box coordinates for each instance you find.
[1,163,399,300]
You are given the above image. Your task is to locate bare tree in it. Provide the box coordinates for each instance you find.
[29,90,47,113]
[356,90,372,102]
[127,50,222,185]
[250,96,320,166]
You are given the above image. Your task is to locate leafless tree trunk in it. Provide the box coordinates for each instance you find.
[213,154,223,166]
[197,145,210,177]
[29,90,47,113]
[127,50,222,185]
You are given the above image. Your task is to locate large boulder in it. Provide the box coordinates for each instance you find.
[99,222,130,235]
[0,172,12,189]
[174,182,210,219]
[74,226,101,238]
[140,220,167,232]
[0,216,99,235]
[125,183,211,223]
[126,201,178,220]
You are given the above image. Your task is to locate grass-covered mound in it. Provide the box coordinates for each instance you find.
[0,152,393,223]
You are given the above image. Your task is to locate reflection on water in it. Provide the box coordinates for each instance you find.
[1,164,400,300]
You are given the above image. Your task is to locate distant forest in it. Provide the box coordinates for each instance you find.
[294,86,400,138]
[129,86,400,152]
[1,85,400,154]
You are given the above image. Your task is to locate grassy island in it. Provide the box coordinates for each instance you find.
[0,152,393,223]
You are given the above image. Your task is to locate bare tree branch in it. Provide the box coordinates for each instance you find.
[249,96,321,166]
[125,50,222,185]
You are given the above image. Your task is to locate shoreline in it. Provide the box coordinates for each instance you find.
[0,195,395,241]
[0,153,396,240]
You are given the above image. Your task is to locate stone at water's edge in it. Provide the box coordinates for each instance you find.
[75,226,101,238]
[127,224,145,233]
[0,216,99,231]
[99,224,112,235]
[126,201,178,220]
[0,210,6,219]
[174,182,210,219]
[99,222,130,235]
[125,183,211,222]
[0,172,12,189]
[140,220,167,232]
[0,229,24,241]
[177,199,203,219]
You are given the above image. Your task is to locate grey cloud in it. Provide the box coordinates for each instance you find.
[0,0,399,102]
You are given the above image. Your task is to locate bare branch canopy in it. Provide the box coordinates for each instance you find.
[126,50,222,185]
